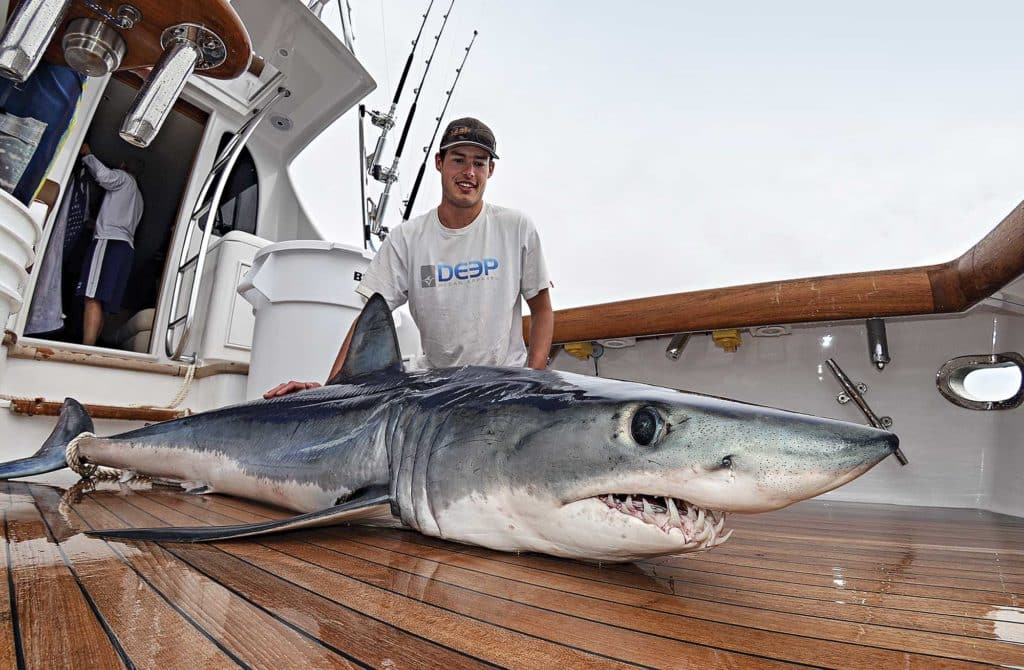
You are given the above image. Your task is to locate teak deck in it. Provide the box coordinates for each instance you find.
[1,481,1021,669]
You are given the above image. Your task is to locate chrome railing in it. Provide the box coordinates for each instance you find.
[164,87,289,362]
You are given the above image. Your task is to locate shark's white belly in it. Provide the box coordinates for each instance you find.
[79,437,342,513]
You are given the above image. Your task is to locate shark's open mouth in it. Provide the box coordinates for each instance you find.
[596,494,733,548]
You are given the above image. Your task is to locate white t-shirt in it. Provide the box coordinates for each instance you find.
[356,203,552,369]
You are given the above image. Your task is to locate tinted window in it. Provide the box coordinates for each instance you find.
[210,132,258,236]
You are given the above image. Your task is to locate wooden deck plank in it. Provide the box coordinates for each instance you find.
[157,491,1019,668]
[2,484,126,670]
[0,486,22,669]
[391,528,1024,637]
[681,544,1024,586]
[21,486,245,669]
[126,491,751,669]
[161,542,496,670]
[66,491,361,670]
[4,481,1023,669]
[329,529,1023,667]
[82,491,503,668]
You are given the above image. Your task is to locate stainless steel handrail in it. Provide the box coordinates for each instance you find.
[165,87,289,362]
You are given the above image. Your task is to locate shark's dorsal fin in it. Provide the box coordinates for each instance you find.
[328,293,402,384]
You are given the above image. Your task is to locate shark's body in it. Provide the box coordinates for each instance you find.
[0,296,899,562]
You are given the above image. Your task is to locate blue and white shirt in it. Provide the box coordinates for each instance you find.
[356,203,552,369]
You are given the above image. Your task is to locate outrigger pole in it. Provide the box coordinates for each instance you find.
[365,0,434,179]
[367,0,456,240]
[402,30,478,222]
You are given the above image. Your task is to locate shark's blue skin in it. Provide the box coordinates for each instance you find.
[0,295,899,562]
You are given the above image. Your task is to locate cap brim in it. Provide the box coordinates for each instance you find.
[439,140,499,160]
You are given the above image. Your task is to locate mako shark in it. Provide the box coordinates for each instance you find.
[0,295,899,562]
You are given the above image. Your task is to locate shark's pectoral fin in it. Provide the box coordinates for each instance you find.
[86,494,392,543]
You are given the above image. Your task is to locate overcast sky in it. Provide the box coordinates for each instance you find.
[291,1,1024,310]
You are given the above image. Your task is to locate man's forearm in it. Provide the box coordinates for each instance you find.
[526,309,554,369]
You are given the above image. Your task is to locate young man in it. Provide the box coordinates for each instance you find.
[265,118,554,398]
[74,143,144,346]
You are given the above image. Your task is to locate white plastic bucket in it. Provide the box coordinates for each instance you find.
[0,191,42,331]
[239,240,373,400]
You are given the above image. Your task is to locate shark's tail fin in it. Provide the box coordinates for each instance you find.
[0,398,93,479]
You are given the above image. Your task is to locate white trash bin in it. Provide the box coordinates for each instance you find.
[238,240,420,400]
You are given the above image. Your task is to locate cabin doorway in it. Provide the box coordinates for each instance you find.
[25,73,207,353]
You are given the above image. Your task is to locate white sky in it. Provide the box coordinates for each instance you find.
[291,1,1024,310]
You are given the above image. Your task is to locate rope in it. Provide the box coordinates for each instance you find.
[66,431,124,481]
[131,362,196,410]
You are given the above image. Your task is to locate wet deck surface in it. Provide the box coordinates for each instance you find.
[1,480,1021,668]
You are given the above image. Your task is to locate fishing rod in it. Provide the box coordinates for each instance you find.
[368,0,457,238]
[365,0,434,180]
[402,30,477,222]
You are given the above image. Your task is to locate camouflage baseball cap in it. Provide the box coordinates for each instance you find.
[438,117,499,159]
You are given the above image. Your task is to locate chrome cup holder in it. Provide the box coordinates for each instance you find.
[62,17,127,77]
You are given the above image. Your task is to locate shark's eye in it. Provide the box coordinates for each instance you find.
[630,407,663,446]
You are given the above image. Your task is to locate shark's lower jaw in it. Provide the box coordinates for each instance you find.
[594,493,734,549]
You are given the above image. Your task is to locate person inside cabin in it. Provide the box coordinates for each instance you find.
[264,117,554,398]
[74,142,144,347]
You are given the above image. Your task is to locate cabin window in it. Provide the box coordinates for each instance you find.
[209,133,258,237]
[936,353,1024,410]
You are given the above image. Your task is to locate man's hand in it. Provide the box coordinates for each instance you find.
[263,380,322,399]
[79,142,91,157]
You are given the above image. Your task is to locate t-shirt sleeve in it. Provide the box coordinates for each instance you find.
[355,234,409,310]
[520,217,552,301]
[82,154,130,190]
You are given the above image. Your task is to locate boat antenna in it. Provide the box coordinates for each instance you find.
[367,0,456,240]
[402,30,477,222]
[365,0,434,180]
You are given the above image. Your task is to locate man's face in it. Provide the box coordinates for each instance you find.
[435,146,495,209]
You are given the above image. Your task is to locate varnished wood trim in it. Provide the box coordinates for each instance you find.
[39,0,252,79]
[9,398,187,421]
[7,342,248,378]
[530,199,1024,343]
[32,179,59,211]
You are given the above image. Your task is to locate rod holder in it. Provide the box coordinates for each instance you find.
[865,318,890,370]
[665,333,690,360]
[0,0,71,83]
[119,39,199,147]
[119,23,225,147]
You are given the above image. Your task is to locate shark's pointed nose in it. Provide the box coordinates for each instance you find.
[883,431,909,465]
[884,431,899,452]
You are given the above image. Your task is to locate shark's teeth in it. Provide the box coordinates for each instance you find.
[593,494,733,548]
[667,498,681,527]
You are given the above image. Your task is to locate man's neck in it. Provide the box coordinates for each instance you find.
[437,201,484,229]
